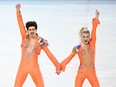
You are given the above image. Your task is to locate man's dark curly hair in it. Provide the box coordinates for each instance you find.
[26,21,37,30]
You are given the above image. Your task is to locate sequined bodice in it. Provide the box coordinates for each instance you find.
[78,45,95,68]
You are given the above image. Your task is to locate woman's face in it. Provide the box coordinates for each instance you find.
[81,33,90,45]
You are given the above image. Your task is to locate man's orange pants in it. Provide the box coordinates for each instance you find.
[14,62,44,87]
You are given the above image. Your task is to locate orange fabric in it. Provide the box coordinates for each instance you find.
[61,18,100,87]
[14,11,60,87]
[75,68,99,87]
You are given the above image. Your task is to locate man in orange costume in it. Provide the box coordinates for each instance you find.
[14,4,60,87]
[60,10,100,87]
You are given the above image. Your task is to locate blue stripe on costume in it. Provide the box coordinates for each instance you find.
[38,37,48,46]
[74,45,81,53]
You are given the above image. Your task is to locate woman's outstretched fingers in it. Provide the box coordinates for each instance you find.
[95,9,100,19]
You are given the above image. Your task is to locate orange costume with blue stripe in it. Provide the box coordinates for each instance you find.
[61,18,100,87]
[14,11,60,87]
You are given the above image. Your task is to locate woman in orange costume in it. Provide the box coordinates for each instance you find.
[60,10,100,87]
[14,4,60,87]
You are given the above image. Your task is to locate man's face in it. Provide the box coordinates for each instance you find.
[81,33,90,45]
[27,26,37,38]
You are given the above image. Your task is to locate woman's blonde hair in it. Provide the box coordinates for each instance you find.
[80,27,90,36]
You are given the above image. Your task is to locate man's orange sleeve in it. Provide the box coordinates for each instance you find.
[42,46,60,70]
[16,11,26,40]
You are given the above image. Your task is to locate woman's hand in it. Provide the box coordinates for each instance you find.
[95,9,100,19]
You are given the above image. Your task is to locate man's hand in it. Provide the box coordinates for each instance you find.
[95,9,99,19]
[16,4,21,11]
[56,69,61,75]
